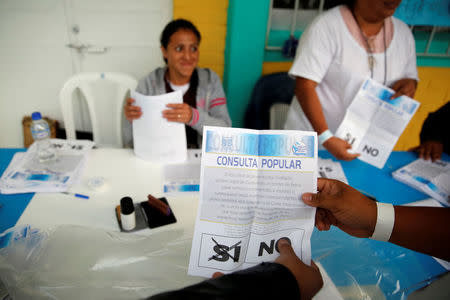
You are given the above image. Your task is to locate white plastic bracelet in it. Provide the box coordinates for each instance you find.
[318,129,333,145]
[370,202,395,242]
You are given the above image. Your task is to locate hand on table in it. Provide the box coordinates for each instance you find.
[323,137,359,161]
[302,178,377,238]
[410,140,443,162]
[124,98,142,121]
[390,78,417,99]
[162,103,193,124]
[212,239,323,300]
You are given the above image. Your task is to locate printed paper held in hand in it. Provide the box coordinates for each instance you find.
[336,79,420,168]
[131,90,187,163]
[188,127,317,277]
[393,159,450,205]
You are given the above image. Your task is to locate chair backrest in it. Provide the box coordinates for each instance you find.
[59,72,137,148]
[269,103,290,129]
[244,72,295,130]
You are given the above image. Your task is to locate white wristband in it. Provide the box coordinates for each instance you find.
[318,129,333,145]
[370,202,395,242]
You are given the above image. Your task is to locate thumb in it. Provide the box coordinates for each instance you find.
[302,192,321,207]
[302,178,337,210]
[276,238,295,256]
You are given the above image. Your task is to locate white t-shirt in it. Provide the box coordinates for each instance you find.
[169,81,190,95]
[284,5,418,133]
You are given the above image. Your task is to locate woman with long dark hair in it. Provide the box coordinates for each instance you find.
[124,19,231,148]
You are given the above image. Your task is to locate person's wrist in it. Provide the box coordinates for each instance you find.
[318,129,333,145]
[369,202,395,241]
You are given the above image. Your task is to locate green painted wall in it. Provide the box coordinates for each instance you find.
[223,0,270,128]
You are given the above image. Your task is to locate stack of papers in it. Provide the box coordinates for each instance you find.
[392,159,450,205]
[336,78,420,169]
[318,158,348,184]
[0,139,94,194]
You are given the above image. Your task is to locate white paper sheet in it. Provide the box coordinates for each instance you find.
[318,158,348,184]
[163,150,201,194]
[0,139,94,194]
[336,79,420,169]
[188,127,317,277]
[393,159,450,205]
[131,90,187,163]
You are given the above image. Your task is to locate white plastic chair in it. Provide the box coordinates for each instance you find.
[59,72,137,148]
[269,103,290,129]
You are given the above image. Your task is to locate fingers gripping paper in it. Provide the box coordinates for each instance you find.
[188,127,317,277]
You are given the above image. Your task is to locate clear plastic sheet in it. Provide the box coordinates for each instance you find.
[0,224,202,300]
[0,224,446,300]
[311,227,446,300]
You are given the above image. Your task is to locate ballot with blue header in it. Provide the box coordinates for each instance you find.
[188,126,318,277]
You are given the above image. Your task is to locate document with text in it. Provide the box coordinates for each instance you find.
[131,90,187,163]
[0,139,94,194]
[188,127,317,277]
[336,79,420,168]
[393,159,450,205]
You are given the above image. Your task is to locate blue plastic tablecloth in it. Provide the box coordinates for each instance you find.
[0,148,447,298]
[0,149,34,233]
[312,150,448,299]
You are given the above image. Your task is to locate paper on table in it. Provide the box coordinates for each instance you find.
[189,126,317,277]
[0,139,94,194]
[131,90,187,163]
[336,79,420,168]
[393,159,450,205]
[163,150,201,194]
[318,158,348,184]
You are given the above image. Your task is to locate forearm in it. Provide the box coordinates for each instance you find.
[295,77,328,134]
[389,206,450,261]
[147,263,300,299]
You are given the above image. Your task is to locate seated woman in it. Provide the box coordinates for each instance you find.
[124,19,231,148]
[284,0,418,161]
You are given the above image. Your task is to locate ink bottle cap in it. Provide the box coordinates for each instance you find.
[120,197,136,230]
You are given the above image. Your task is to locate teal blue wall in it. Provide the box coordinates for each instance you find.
[223,0,270,128]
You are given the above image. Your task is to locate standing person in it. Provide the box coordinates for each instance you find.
[284,0,418,160]
[124,19,231,148]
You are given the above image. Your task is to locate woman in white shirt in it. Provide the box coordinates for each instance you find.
[284,0,418,160]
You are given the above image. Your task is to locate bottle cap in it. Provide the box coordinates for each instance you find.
[31,112,42,121]
[120,197,134,215]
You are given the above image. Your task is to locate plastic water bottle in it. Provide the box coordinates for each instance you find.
[31,112,56,162]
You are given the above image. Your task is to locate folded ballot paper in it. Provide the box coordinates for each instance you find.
[336,79,420,169]
[0,139,94,194]
[393,159,450,206]
[189,126,317,277]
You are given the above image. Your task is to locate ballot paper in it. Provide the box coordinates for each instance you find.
[336,79,420,169]
[393,159,450,205]
[188,127,317,277]
[318,158,348,184]
[163,150,201,194]
[0,139,94,194]
[131,90,187,163]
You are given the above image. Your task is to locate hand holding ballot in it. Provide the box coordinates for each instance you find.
[303,178,450,261]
